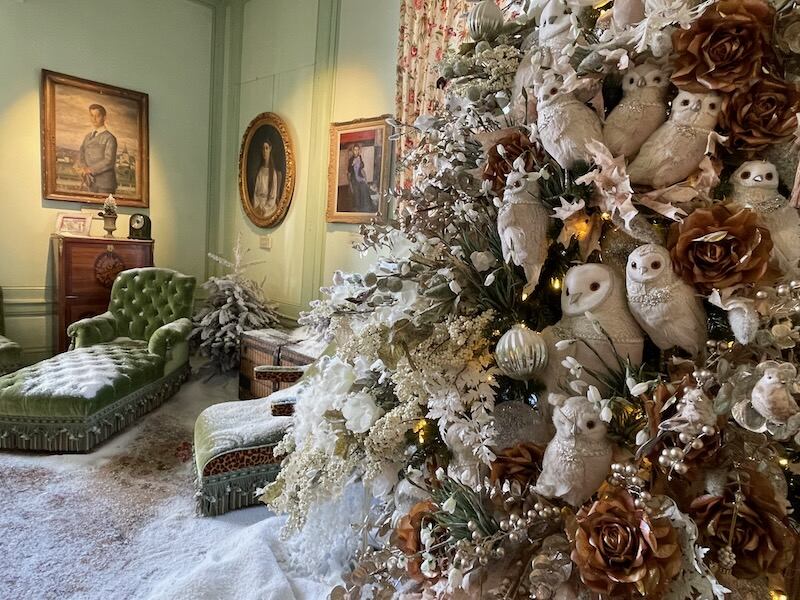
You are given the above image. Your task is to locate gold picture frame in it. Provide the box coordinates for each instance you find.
[239,112,296,229]
[327,115,392,224]
[41,70,149,207]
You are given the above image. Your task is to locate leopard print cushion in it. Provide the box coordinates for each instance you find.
[255,370,304,384]
[202,445,279,477]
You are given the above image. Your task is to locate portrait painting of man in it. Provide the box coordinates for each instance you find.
[327,116,392,224]
[77,103,118,194]
[41,70,149,207]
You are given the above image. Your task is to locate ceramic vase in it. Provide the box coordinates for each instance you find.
[102,214,117,238]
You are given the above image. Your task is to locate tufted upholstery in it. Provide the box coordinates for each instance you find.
[109,268,195,341]
[68,268,196,349]
[0,340,164,418]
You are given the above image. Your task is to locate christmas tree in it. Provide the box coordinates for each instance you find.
[262,1,800,598]
[191,235,280,375]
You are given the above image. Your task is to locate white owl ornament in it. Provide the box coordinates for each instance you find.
[542,264,644,395]
[604,63,670,159]
[536,77,604,170]
[626,244,707,356]
[729,161,800,276]
[534,394,614,507]
[497,169,550,296]
[628,90,724,188]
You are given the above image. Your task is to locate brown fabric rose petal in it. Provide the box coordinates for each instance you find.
[671,0,779,94]
[719,76,800,152]
[489,442,545,488]
[392,499,436,582]
[567,487,682,598]
[668,205,773,294]
[690,467,798,580]
[480,128,539,195]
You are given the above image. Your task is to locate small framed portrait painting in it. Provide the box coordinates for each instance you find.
[41,70,149,207]
[54,212,93,236]
[327,115,392,224]
[239,112,296,228]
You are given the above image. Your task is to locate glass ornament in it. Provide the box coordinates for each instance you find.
[495,323,548,381]
[467,0,504,42]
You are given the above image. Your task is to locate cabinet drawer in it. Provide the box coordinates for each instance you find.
[64,242,153,297]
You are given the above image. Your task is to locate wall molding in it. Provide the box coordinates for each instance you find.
[300,0,341,311]
[3,287,56,317]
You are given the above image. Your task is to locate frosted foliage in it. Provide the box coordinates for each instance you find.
[279,483,371,583]
[191,236,280,374]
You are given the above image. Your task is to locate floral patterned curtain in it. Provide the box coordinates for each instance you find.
[396,0,470,158]
[395,1,528,184]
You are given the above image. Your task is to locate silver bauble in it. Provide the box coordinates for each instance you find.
[495,323,548,381]
[467,0,504,42]
[493,400,553,448]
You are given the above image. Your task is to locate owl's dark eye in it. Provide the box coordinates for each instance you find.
[681,99,690,106]
[741,171,751,179]
[590,282,600,291]
[652,260,662,269]
[766,172,774,181]
[586,420,596,429]
[653,76,662,83]
[631,261,637,269]
[708,102,717,110]
[549,87,558,95]
[629,78,635,84]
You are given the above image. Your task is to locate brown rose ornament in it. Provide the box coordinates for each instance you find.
[489,442,545,488]
[690,468,797,579]
[567,487,682,598]
[719,76,800,152]
[480,128,539,195]
[668,205,773,294]
[392,499,437,582]
[671,0,779,94]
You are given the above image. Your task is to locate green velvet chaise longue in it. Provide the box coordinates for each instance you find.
[0,268,196,452]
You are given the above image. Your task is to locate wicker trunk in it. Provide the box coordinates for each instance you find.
[238,328,325,399]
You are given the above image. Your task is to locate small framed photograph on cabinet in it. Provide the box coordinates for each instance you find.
[54,212,93,236]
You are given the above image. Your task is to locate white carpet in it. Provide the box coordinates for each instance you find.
[0,372,332,600]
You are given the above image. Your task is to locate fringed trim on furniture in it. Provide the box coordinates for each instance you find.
[0,364,190,453]
[194,455,281,517]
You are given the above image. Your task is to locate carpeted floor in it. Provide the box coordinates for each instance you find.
[0,373,331,600]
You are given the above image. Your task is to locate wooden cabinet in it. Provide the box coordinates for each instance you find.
[52,235,154,353]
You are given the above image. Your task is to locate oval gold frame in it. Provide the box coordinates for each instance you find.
[239,112,296,228]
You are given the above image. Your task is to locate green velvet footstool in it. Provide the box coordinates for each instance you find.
[0,268,196,452]
[194,385,300,517]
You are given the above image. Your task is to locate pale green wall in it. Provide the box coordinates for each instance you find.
[219,0,399,318]
[0,0,216,362]
[324,0,400,283]
[0,0,398,360]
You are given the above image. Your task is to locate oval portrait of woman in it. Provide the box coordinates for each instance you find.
[239,112,295,228]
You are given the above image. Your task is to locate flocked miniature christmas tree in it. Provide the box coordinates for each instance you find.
[191,234,280,375]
